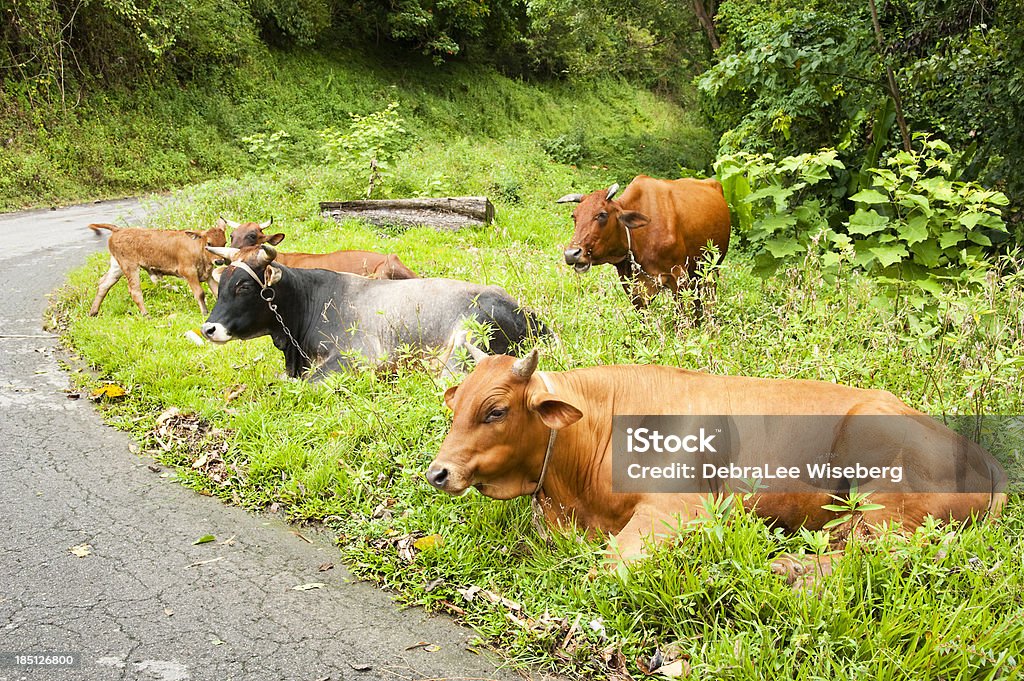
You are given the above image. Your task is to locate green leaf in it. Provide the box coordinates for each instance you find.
[959,211,1004,231]
[897,192,932,216]
[849,188,889,204]
[847,209,890,235]
[910,240,943,267]
[193,534,216,545]
[939,230,965,249]
[869,243,909,268]
[896,214,930,246]
[764,238,805,258]
[823,514,853,530]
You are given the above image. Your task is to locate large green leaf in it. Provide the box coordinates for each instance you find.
[938,229,965,249]
[869,243,909,268]
[764,237,805,258]
[847,209,890,235]
[896,214,930,246]
[959,211,1004,231]
[910,240,942,267]
[849,188,889,204]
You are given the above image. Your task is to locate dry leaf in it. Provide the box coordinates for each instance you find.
[318,562,335,572]
[292,582,326,591]
[413,534,444,551]
[89,383,125,401]
[224,384,246,402]
[653,659,690,678]
[69,543,92,558]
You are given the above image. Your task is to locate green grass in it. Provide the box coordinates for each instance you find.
[0,45,713,211]
[52,150,1024,678]
[38,41,1024,681]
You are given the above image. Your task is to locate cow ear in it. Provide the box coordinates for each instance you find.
[443,385,459,410]
[529,392,583,430]
[267,233,286,245]
[619,211,650,230]
[265,265,283,286]
[185,230,202,240]
[211,265,226,285]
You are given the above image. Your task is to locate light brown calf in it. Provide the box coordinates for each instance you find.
[88,223,227,316]
[220,217,418,280]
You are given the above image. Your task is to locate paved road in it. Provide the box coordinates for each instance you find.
[0,199,522,681]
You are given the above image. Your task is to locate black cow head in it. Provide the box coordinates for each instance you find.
[556,183,650,272]
[201,244,283,343]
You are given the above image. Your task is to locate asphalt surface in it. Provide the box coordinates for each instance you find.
[0,199,523,681]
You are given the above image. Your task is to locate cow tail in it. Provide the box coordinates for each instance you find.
[88,223,119,234]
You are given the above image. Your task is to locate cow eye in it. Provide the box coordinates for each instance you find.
[484,407,508,423]
[596,212,608,222]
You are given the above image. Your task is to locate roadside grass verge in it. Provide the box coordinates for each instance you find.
[53,154,1024,678]
[0,45,712,211]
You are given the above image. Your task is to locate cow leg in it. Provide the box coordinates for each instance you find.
[122,265,148,316]
[615,263,651,310]
[183,273,208,315]
[770,552,838,589]
[604,500,706,568]
[89,257,124,316]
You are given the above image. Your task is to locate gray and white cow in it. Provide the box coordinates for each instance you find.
[200,245,548,379]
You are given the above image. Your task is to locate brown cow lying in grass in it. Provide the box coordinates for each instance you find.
[219,217,418,280]
[426,349,1007,576]
[88,223,226,316]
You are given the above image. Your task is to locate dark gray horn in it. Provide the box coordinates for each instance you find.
[511,348,539,379]
[605,183,620,201]
[220,216,241,229]
[465,343,488,363]
[555,193,584,204]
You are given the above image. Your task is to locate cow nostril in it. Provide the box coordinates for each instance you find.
[201,323,216,338]
[563,248,583,265]
[426,467,449,489]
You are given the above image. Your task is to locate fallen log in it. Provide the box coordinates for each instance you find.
[320,197,495,231]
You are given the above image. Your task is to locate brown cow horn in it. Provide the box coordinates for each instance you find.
[221,216,241,229]
[555,193,584,204]
[510,348,539,379]
[606,183,620,201]
[259,217,274,228]
[255,244,278,267]
[465,343,488,363]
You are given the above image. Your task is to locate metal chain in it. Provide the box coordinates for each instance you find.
[260,288,314,366]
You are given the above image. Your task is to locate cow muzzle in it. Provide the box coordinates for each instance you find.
[425,464,449,489]
[563,248,591,273]
[201,322,232,344]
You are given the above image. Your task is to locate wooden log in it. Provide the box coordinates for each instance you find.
[319,196,495,232]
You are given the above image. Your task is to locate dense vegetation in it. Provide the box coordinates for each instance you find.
[8,0,1024,678]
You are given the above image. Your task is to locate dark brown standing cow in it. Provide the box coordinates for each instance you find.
[557,176,731,318]
[88,223,227,316]
[219,217,418,280]
[426,349,1007,575]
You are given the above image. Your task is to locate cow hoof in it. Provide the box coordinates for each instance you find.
[770,553,833,589]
